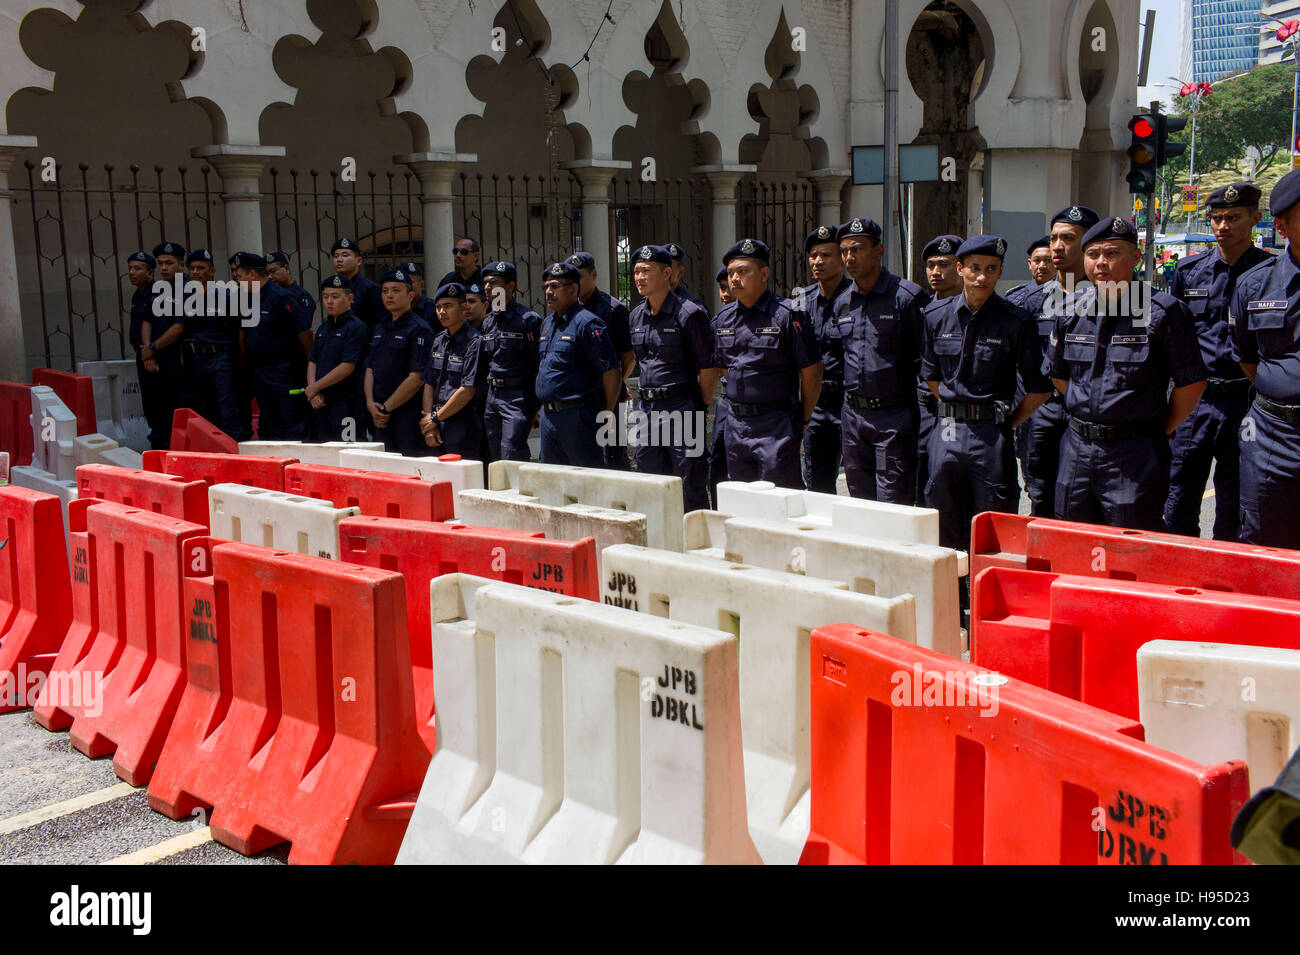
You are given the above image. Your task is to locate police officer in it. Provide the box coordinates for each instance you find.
[627,244,718,511]
[836,217,927,503]
[916,234,963,502]
[569,250,635,469]
[331,238,385,330]
[536,261,622,467]
[1048,217,1207,531]
[126,252,163,444]
[1005,236,1054,307]
[439,236,483,289]
[365,268,435,455]
[232,252,313,440]
[709,265,734,505]
[711,238,822,488]
[794,224,852,493]
[183,248,248,440]
[1165,182,1270,539]
[1230,169,1300,548]
[266,251,316,326]
[465,281,489,331]
[401,261,436,325]
[666,242,708,310]
[307,274,367,442]
[922,235,1050,551]
[1016,204,1101,517]
[420,282,484,457]
[480,260,542,461]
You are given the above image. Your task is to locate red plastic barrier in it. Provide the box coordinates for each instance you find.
[971,511,1300,601]
[338,516,599,752]
[168,408,238,453]
[31,368,95,436]
[0,381,34,467]
[972,567,1300,721]
[284,464,454,523]
[77,463,209,526]
[33,499,99,729]
[0,486,72,713]
[148,541,428,864]
[142,450,297,492]
[801,625,1249,865]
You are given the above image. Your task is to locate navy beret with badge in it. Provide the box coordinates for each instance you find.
[152,241,185,260]
[321,274,353,292]
[956,235,1008,261]
[1050,205,1100,230]
[265,250,289,266]
[632,244,672,265]
[380,268,413,287]
[715,266,728,284]
[330,237,358,255]
[1270,169,1300,217]
[664,243,685,261]
[804,224,839,254]
[836,217,883,243]
[434,282,466,302]
[1207,181,1261,210]
[1025,235,1051,256]
[401,261,423,277]
[128,250,156,268]
[466,282,484,297]
[186,248,214,266]
[922,234,963,261]
[228,251,267,271]
[482,260,518,282]
[567,251,597,270]
[1081,215,1140,248]
[542,261,581,284]
[722,237,770,265]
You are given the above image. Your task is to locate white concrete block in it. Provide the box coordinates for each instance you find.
[600,544,916,865]
[1137,640,1300,796]
[716,480,941,547]
[73,433,119,468]
[686,512,962,660]
[9,465,77,541]
[207,482,359,559]
[491,460,684,551]
[78,359,149,451]
[239,440,384,467]
[396,574,760,865]
[100,446,143,470]
[29,385,78,481]
[338,449,484,516]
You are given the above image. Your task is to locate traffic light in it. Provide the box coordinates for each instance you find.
[1158,114,1188,166]
[1127,113,1158,193]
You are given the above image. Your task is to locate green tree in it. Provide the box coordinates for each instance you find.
[1164,63,1296,185]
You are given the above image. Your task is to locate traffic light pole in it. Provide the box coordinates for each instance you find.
[1144,100,1159,285]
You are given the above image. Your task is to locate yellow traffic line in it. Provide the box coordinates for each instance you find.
[100,826,213,865]
[0,781,137,836]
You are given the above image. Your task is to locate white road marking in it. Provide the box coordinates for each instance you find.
[0,781,137,836]
[100,826,214,865]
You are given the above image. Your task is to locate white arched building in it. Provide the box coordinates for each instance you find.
[0,0,1136,375]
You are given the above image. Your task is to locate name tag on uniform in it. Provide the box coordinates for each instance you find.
[1111,334,1148,345]
[394,335,406,343]
[1065,333,1094,344]
[758,326,780,335]
[878,313,896,320]
[560,334,574,342]
[499,331,524,340]
[1248,300,1288,310]
[938,332,959,340]
[716,328,735,337]
[979,337,1005,345]
[1184,288,1209,298]
[430,350,444,361]
[659,326,678,334]
[447,355,462,364]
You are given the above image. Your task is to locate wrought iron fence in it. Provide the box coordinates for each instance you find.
[738,178,818,297]
[608,176,711,308]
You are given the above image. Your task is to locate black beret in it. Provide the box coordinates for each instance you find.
[542,261,581,283]
[632,244,672,265]
[715,266,728,284]
[567,251,597,270]
[1050,205,1100,230]
[1270,169,1300,217]
[401,261,423,277]
[1082,215,1140,248]
[380,268,413,287]
[331,237,359,254]
[185,249,214,266]
[1025,235,1051,256]
[434,282,466,301]
[664,243,685,261]
[1208,182,1261,210]
[228,251,267,270]
[956,235,1008,261]
[320,274,353,292]
[804,224,839,254]
[722,238,770,265]
[922,234,963,261]
[127,251,156,268]
[152,242,185,260]
[265,250,289,266]
[836,217,882,243]
[482,260,518,282]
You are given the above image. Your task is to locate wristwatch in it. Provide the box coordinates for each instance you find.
[377,402,389,414]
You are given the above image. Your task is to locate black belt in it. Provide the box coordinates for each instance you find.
[488,376,528,389]
[729,397,795,418]
[639,383,693,401]
[846,391,905,412]
[917,386,937,410]
[1203,377,1250,399]
[1068,416,1164,442]
[190,341,236,356]
[1254,394,1300,426]
[544,393,598,413]
[819,378,843,395]
[937,399,997,422]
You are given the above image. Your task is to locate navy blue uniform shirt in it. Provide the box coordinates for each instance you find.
[438,267,483,290]
[183,281,241,347]
[582,288,633,358]
[1049,284,1207,426]
[311,310,367,392]
[366,311,434,401]
[284,281,316,326]
[1172,245,1272,379]
[1230,245,1300,403]
[795,276,851,384]
[536,302,619,404]
[711,290,821,403]
[423,322,483,404]
[836,270,928,400]
[481,300,542,381]
[411,295,437,326]
[245,281,311,365]
[923,292,1048,403]
[346,273,386,330]
[628,289,715,391]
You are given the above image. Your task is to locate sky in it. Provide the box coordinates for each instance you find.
[1136,0,1186,109]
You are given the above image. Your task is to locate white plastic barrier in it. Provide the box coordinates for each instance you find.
[78,359,150,451]
[396,574,760,865]
[685,512,962,659]
[239,440,384,466]
[338,449,484,515]
[458,488,646,572]
[29,385,78,481]
[207,482,359,559]
[599,544,914,865]
[1137,640,1300,796]
[716,480,940,547]
[73,433,143,470]
[9,465,77,539]
[491,460,684,551]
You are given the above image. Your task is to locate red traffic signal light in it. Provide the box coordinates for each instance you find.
[1127,114,1158,193]
[1132,118,1154,138]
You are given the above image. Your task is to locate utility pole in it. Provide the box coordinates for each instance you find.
[883,0,901,274]
[1145,99,1159,283]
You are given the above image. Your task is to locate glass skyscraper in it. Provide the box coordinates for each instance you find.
[1180,0,1263,82]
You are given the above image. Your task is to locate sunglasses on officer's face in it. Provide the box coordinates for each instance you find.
[453,247,476,255]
